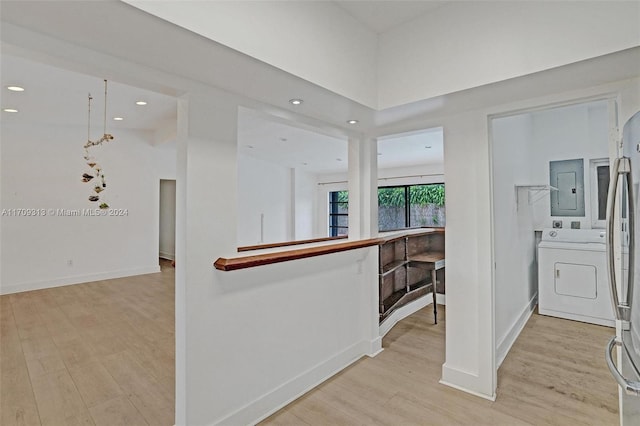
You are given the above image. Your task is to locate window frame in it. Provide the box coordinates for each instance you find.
[589,158,610,229]
[378,183,445,231]
[328,191,349,237]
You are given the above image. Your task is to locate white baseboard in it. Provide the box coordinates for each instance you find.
[496,293,538,368]
[440,365,496,402]
[379,292,446,338]
[0,265,161,295]
[367,336,383,357]
[216,339,375,426]
[159,251,175,261]
[537,307,615,328]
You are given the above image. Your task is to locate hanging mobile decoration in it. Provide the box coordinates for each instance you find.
[82,80,115,209]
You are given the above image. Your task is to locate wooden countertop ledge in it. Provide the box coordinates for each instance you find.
[214,228,445,271]
[214,238,380,271]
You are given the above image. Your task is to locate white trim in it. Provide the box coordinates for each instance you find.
[367,337,384,357]
[440,364,497,401]
[0,265,161,295]
[496,293,537,368]
[537,308,615,328]
[215,339,376,426]
[378,292,446,338]
[439,378,497,402]
[159,251,175,261]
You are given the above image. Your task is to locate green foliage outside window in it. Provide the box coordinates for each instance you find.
[377,184,445,207]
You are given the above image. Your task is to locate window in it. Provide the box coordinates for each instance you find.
[329,191,349,237]
[329,184,445,235]
[379,184,445,230]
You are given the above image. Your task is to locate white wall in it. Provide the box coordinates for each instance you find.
[159,179,176,260]
[176,93,380,425]
[491,113,537,366]
[529,101,610,230]
[378,164,445,185]
[124,0,379,108]
[378,1,640,108]
[237,154,292,246]
[0,123,166,294]
[154,141,177,180]
[292,167,317,241]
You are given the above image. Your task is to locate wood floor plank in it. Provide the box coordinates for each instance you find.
[21,335,67,379]
[101,350,174,426]
[0,365,42,426]
[67,360,124,408]
[30,369,95,426]
[0,310,25,373]
[88,396,148,426]
[56,337,98,369]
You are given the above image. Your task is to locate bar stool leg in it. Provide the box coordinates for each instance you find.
[431,269,438,324]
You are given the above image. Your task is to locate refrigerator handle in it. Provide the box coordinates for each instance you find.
[606,336,640,396]
[606,157,633,322]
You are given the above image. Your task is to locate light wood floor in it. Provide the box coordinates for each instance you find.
[2,264,619,426]
[0,260,175,426]
[262,306,619,426]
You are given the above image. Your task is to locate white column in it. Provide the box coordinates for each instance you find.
[175,91,239,425]
[439,112,496,400]
[348,136,378,239]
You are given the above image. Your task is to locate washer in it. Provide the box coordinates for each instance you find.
[538,228,614,327]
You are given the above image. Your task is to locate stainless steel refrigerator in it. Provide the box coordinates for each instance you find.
[606,110,640,425]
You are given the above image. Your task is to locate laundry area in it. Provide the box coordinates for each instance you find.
[491,98,617,364]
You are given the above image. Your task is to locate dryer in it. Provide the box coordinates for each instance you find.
[537,228,614,327]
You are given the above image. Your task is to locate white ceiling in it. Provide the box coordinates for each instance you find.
[239,109,443,175]
[378,128,443,169]
[0,54,177,133]
[334,1,447,33]
[239,109,348,174]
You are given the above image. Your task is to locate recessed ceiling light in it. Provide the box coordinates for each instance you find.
[246,145,254,149]
[3,108,18,113]
[425,145,432,149]
[336,158,343,162]
[135,101,147,106]
[347,119,359,124]
[280,138,288,142]
[7,86,24,92]
[378,152,382,156]
[289,99,303,105]
[302,162,308,166]
[113,117,124,121]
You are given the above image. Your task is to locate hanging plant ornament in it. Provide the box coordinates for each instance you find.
[82,80,115,206]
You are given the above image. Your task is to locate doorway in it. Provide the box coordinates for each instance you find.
[159,179,177,262]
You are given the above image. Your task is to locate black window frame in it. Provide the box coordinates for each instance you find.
[329,191,349,237]
[378,183,445,231]
[329,183,445,235]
